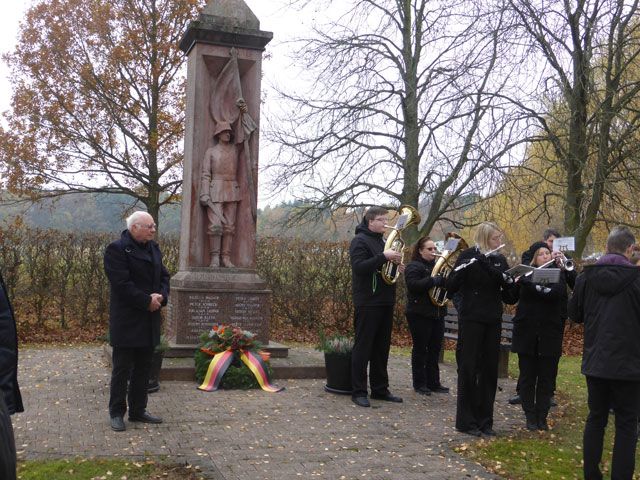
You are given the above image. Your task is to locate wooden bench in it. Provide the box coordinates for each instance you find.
[440,307,514,378]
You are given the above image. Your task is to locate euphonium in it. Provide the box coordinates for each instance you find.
[381,205,421,285]
[429,233,469,306]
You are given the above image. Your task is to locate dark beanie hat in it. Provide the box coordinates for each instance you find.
[521,241,549,265]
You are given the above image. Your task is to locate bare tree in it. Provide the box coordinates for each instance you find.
[267,0,528,240]
[505,0,640,256]
[0,0,206,226]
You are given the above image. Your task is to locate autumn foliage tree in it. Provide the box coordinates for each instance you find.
[0,0,206,225]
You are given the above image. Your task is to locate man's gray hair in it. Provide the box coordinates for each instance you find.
[606,226,636,255]
[126,211,149,230]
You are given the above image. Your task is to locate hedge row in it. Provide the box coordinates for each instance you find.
[0,227,411,344]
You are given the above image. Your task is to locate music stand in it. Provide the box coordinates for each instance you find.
[506,264,535,278]
[531,268,561,284]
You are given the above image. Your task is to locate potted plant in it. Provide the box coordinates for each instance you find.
[148,335,169,393]
[317,333,354,394]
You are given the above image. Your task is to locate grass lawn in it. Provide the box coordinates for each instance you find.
[17,458,204,480]
[452,352,640,479]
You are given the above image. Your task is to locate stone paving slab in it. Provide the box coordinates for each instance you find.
[12,346,525,479]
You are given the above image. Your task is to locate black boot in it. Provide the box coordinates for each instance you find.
[525,412,538,431]
[537,412,549,431]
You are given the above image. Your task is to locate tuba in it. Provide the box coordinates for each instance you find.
[429,233,469,306]
[381,205,421,285]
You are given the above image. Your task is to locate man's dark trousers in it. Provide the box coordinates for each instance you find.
[0,395,16,480]
[351,305,393,397]
[583,375,640,480]
[109,346,154,418]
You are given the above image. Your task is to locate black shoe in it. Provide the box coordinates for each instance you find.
[430,385,449,393]
[148,382,160,394]
[110,416,126,432]
[538,418,549,431]
[414,386,432,396]
[352,396,370,407]
[370,393,403,403]
[508,394,522,405]
[128,411,163,424]
[457,427,482,437]
[481,428,497,437]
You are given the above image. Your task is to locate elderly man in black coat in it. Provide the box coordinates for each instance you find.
[569,226,640,480]
[105,211,170,432]
[0,268,23,480]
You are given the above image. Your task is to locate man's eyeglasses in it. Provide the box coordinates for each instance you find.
[138,223,156,230]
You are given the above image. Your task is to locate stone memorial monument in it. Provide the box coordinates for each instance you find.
[166,0,273,355]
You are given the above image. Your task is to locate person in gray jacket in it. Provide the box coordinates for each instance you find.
[569,226,640,480]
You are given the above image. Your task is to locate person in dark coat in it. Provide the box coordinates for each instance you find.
[0,268,23,480]
[350,206,404,408]
[511,241,565,431]
[404,236,448,395]
[509,228,576,406]
[569,226,640,480]
[104,211,170,431]
[446,221,517,437]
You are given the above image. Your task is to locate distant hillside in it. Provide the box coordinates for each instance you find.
[0,192,474,240]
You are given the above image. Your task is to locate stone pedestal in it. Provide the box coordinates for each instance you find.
[166,1,274,356]
[166,268,270,356]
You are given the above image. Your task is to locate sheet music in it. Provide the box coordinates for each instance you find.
[531,268,561,284]
[553,237,575,252]
[395,214,408,230]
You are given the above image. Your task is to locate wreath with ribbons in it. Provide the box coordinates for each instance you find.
[196,324,284,393]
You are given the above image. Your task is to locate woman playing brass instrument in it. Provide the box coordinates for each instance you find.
[511,242,566,431]
[446,222,517,437]
[404,237,448,396]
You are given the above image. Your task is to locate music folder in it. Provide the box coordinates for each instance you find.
[506,264,535,277]
[531,268,561,284]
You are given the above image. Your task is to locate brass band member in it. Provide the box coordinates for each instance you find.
[511,242,566,431]
[404,236,449,395]
[446,222,517,437]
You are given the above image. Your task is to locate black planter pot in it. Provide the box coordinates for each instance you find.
[324,352,352,394]
[147,351,164,393]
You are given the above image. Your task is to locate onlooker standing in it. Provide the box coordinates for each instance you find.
[404,236,448,395]
[569,226,640,480]
[350,206,404,408]
[0,268,23,480]
[105,211,170,431]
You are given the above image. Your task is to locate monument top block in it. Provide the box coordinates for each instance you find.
[180,0,273,54]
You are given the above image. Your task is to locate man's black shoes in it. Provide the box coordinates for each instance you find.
[414,386,432,396]
[457,427,482,437]
[370,393,403,403]
[481,427,497,437]
[110,416,126,432]
[508,394,522,405]
[352,396,370,407]
[128,411,163,424]
[430,385,450,393]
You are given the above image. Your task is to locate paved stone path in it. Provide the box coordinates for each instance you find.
[13,346,525,479]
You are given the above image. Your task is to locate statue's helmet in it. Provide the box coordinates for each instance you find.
[214,121,232,138]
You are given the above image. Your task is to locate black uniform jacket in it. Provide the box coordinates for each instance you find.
[569,258,640,381]
[446,246,517,323]
[0,270,23,415]
[404,258,447,319]
[349,219,395,307]
[511,271,565,357]
[104,230,170,348]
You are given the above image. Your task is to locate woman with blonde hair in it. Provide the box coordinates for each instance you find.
[446,222,517,437]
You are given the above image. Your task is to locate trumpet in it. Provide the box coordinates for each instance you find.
[556,253,575,271]
[453,244,505,272]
